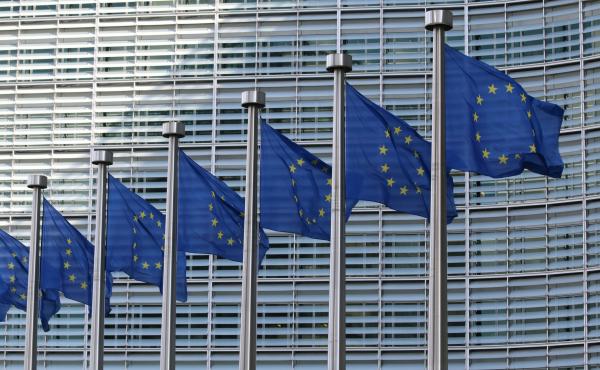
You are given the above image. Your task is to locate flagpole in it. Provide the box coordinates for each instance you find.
[89,150,113,370]
[326,53,352,370]
[24,174,48,370]
[425,10,453,370]
[160,121,185,370]
[239,90,265,370]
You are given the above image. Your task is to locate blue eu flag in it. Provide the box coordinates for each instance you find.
[0,304,9,322]
[40,199,111,330]
[260,121,357,240]
[346,83,457,221]
[106,174,188,302]
[179,150,269,263]
[445,44,564,178]
[0,228,30,315]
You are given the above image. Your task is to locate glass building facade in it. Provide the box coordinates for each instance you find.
[0,0,598,368]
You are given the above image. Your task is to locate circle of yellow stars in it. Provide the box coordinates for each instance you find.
[208,192,242,248]
[378,126,426,196]
[6,251,27,302]
[131,210,165,271]
[289,156,330,226]
[472,82,537,165]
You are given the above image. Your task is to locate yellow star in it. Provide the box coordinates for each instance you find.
[133,227,137,234]
[321,166,328,173]
[67,238,72,245]
[305,217,311,224]
[80,282,88,289]
[155,262,162,270]
[133,242,137,249]
[63,261,70,270]
[387,178,395,187]
[65,249,72,256]
[227,238,235,246]
[476,95,484,105]
[505,83,514,93]
[212,218,218,227]
[520,93,527,103]
[394,127,402,135]
[10,252,16,258]
[291,179,296,187]
[413,150,419,158]
[142,262,149,269]
[515,153,521,159]
[217,231,224,239]
[415,186,422,194]
[149,212,154,219]
[289,164,297,173]
[20,293,26,300]
[488,84,497,94]
[211,191,216,198]
[133,255,139,262]
[299,209,304,216]
[311,159,319,166]
[140,211,146,219]
[293,195,299,203]
[417,167,425,176]
[529,144,537,153]
[133,215,138,222]
[379,145,389,155]
[69,274,76,282]
[327,178,332,186]
[473,112,479,123]
[10,287,16,293]
[384,129,390,138]
[527,110,532,119]
[404,135,413,145]
[9,275,15,283]
[319,208,325,217]
[22,256,27,264]
[325,194,332,202]
[208,203,213,211]
[482,148,490,158]
[7,262,14,270]
[297,158,305,166]
[400,186,408,195]
[156,221,162,227]
[499,154,508,165]
[380,163,390,173]
[475,132,481,142]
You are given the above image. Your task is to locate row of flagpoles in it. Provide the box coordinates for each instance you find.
[2,8,567,370]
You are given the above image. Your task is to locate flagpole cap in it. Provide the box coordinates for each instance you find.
[425,9,453,31]
[162,121,186,138]
[91,150,113,166]
[27,175,47,189]
[326,53,352,72]
[241,90,265,108]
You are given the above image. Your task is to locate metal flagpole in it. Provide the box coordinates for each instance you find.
[425,9,453,370]
[239,90,265,370]
[24,174,48,370]
[89,150,113,370]
[160,121,185,370]
[325,53,352,370]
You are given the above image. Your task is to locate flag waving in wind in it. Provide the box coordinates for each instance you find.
[178,150,269,263]
[0,228,30,315]
[40,199,111,331]
[445,44,564,178]
[106,174,188,302]
[260,121,357,240]
[346,83,458,221]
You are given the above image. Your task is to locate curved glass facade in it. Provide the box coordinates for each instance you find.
[0,0,598,368]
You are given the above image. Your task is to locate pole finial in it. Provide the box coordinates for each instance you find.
[27,175,47,190]
[425,9,453,31]
[92,150,114,166]
[326,53,352,73]
[162,121,185,138]
[241,90,265,108]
